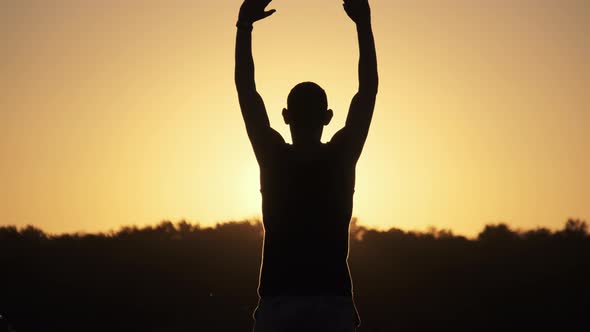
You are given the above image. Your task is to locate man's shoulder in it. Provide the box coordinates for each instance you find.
[323,139,357,166]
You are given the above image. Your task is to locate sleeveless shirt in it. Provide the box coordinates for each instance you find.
[258,141,356,296]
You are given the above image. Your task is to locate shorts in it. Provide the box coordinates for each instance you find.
[252,295,361,332]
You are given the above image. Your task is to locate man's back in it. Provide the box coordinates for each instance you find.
[259,141,356,296]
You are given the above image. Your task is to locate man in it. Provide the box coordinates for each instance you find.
[234,0,378,331]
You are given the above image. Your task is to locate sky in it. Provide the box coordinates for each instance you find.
[1,0,589,236]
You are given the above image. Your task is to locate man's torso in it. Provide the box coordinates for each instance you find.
[258,141,356,296]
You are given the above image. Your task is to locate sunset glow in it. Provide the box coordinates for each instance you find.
[1,0,588,236]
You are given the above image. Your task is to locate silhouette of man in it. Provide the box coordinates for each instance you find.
[235,0,378,331]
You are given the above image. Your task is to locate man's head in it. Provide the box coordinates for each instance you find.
[282,82,333,145]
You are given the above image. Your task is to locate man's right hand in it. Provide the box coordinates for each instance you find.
[238,0,276,27]
[343,0,371,25]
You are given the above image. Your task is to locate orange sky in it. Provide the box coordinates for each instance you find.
[1,0,589,236]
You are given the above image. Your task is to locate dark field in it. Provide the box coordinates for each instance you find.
[1,219,588,332]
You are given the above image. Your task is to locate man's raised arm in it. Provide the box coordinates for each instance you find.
[333,0,379,161]
[235,0,282,163]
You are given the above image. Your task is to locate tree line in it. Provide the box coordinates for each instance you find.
[0,219,588,331]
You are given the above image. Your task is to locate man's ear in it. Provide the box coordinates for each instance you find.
[282,108,291,125]
[324,109,334,126]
